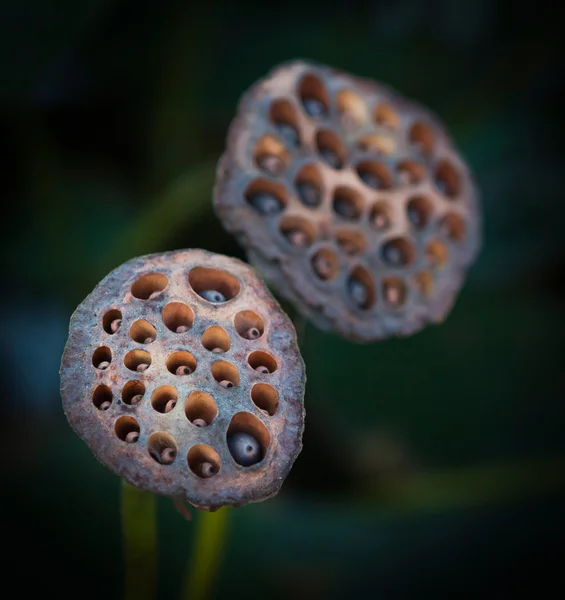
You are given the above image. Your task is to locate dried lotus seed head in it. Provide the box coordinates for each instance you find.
[60,249,305,510]
[214,60,481,342]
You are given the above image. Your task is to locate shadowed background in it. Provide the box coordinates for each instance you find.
[2,1,564,598]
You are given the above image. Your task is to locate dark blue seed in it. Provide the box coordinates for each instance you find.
[227,431,262,467]
[247,192,283,215]
[320,147,342,169]
[347,278,369,309]
[296,182,321,207]
[302,97,326,117]
[276,123,300,147]
[199,289,226,303]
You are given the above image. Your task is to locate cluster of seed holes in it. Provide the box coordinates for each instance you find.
[122,380,145,406]
[294,164,323,208]
[382,277,407,307]
[131,273,168,300]
[162,302,194,333]
[211,361,240,388]
[298,73,329,118]
[347,266,375,310]
[311,248,339,281]
[93,346,112,370]
[251,384,279,416]
[333,186,363,220]
[244,178,287,216]
[227,412,270,466]
[374,103,400,130]
[279,215,316,249]
[166,351,196,376]
[185,391,218,427]
[439,213,466,241]
[235,311,264,340]
[426,240,449,268]
[270,99,301,147]
[409,122,435,154]
[356,161,392,190]
[93,385,112,411]
[381,237,416,268]
[335,230,366,256]
[188,267,241,303]
[369,203,391,231]
[407,196,433,230]
[397,160,425,186]
[434,161,460,198]
[188,444,221,478]
[124,349,151,372]
[336,89,368,129]
[148,432,177,465]
[130,320,156,344]
[103,309,122,334]
[248,351,277,374]
[358,134,396,156]
[201,326,231,353]
[115,416,140,443]
[254,135,289,176]
[151,385,178,414]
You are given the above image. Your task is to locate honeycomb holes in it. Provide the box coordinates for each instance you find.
[131,273,168,300]
[201,326,231,353]
[122,380,145,406]
[440,213,466,242]
[151,385,178,414]
[185,391,218,427]
[315,129,346,169]
[234,310,265,340]
[251,384,279,416]
[269,98,301,147]
[227,412,270,467]
[335,230,366,256]
[93,385,112,411]
[397,160,425,186]
[253,135,289,176]
[93,346,112,370]
[244,179,287,216]
[129,320,157,344]
[248,351,278,374]
[188,267,241,303]
[211,361,240,388]
[124,349,152,373]
[162,302,194,333]
[409,122,435,154]
[166,351,197,376]
[356,161,392,190]
[148,432,178,465]
[358,134,396,156]
[426,240,449,268]
[374,103,400,130]
[407,196,434,230]
[279,215,316,249]
[332,186,364,220]
[115,416,140,443]
[336,89,368,129]
[187,444,221,479]
[294,164,324,209]
[382,277,408,308]
[369,202,392,231]
[413,271,434,297]
[298,73,330,118]
[102,309,122,334]
[347,266,375,310]
[311,248,340,281]
[381,237,417,268]
[434,161,461,198]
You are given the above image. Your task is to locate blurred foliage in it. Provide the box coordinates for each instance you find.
[2,0,564,599]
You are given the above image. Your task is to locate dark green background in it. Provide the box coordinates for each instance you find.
[2,1,564,598]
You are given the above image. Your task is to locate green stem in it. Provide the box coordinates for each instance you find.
[122,480,158,600]
[183,507,231,600]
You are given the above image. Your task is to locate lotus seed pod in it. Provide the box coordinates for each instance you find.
[214,60,481,342]
[60,249,305,510]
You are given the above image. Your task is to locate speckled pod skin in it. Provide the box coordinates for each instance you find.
[60,249,305,510]
[214,60,481,342]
